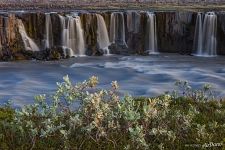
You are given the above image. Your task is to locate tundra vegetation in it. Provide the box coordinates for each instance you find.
[0,76,224,149]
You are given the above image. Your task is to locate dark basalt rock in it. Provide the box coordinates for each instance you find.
[217,12,225,55]
[51,13,61,47]
[80,13,98,55]
[0,13,25,61]
[155,11,196,54]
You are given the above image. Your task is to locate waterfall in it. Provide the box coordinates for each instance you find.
[193,12,217,56]
[17,19,40,51]
[194,13,203,55]
[96,14,110,55]
[110,13,116,44]
[203,12,217,56]
[45,13,53,49]
[59,15,70,58]
[110,12,127,47]
[146,12,158,54]
[59,14,85,57]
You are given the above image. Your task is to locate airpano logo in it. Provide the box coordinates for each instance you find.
[202,142,223,148]
[185,142,223,148]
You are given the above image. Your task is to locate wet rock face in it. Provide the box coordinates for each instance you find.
[156,11,196,54]
[125,11,146,54]
[80,13,98,55]
[19,12,45,49]
[51,13,61,47]
[0,10,224,61]
[0,13,25,60]
[217,12,225,55]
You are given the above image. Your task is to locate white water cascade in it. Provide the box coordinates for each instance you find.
[146,12,158,54]
[193,12,217,56]
[45,13,53,49]
[74,16,86,56]
[17,19,40,51]
[59,14,86,57]
[110,12,127,47]
[96,14,111,55]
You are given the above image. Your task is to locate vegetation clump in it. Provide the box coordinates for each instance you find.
[0,76,224,149]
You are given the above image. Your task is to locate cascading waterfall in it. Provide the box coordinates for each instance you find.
[59,15,72,56]
[59,14,85,57]
[11,11,221,58]
[202,12,217,56]
[110,12,127,47]
[110,13,116,44]
[96,14,111,55]
[17,19,40,51]
[45,13,53,49]
[74,15,86,56]
[193,13,203,55]
[193,12,217,56]
[146,12,158,54]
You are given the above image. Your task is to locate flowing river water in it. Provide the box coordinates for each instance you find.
[0,54,225,107]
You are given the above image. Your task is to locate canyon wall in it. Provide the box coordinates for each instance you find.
[0,10,224,60]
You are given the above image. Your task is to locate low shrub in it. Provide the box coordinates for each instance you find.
[0,76,224,149]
